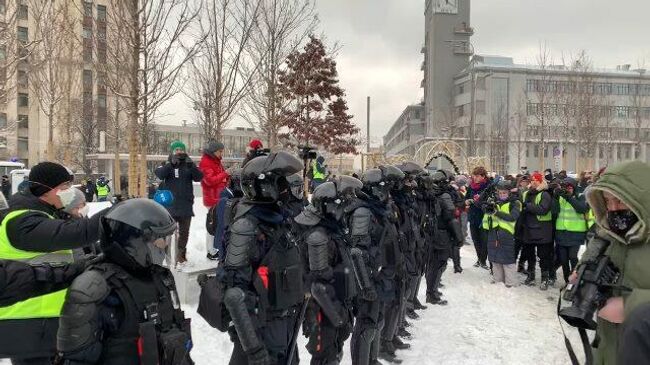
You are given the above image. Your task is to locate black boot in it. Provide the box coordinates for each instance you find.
[540,272,549,291]
[406,308,419,320]
[454,266,463,273]
[524,271,536,286]
[397,327,412,339]
[379,340,403,364]
[413,298,427,310]
[426,294,448,306]
[393,337,411,350]
[473,261,480,268]
[517,262,525,273]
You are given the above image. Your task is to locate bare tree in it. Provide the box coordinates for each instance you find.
[572,52,601,171]
[28,0,81,162]
[242,0,318,148]
[527,42,555,171]
[511,98,529,173]
[107,0,203,197]
[187,0,262,142]
[631,63,650,160]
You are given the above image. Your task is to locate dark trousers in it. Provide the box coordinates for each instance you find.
[425,248,449,298]
[173,216,192,260]
[451,245,461,270]
[228,313,299,365]
[557,245,580,282]
[514,239,525,268]
[470,225,488,265]
[307,310,350,365]
[11,358,51,365]
[522,243,554,279]
[351,298,383,365]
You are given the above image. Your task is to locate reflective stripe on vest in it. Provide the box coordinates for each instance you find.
[312,161,325,180]
[555,197,588,233]
[522,191,552,222]
[97,185,109,197]
[481,202,515,235]
[0,209,73,320]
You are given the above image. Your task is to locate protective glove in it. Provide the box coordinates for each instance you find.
[247,346,273,365]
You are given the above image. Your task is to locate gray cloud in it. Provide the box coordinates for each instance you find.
[161,0,650,144]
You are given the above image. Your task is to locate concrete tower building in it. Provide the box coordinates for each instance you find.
[423,0,472,138]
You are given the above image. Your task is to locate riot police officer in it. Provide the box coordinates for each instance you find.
[220,152,305,365]
[375,166,408,364]
[347,167,401,365]
[295,176,362,365]
[56,198,193,365]
[394,162,426,323]
[425,170,464,306]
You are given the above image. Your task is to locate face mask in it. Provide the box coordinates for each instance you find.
[498,193,509,201]
[77,205,90,217]
[57,188,77,208]
[607,210,639,237]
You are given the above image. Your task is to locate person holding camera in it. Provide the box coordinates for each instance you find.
[552,177,589,285]
[573,161,650,365]
[155,140,203,269]
[520,171,554,290]
[483,181,521,288]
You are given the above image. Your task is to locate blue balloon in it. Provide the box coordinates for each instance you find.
[154,189,174,207]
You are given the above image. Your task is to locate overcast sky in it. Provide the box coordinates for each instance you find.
[160,0,650,144]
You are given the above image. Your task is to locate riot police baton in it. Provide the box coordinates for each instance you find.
[286,293,311,365]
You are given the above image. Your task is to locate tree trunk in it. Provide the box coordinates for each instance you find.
[139,138,147,198]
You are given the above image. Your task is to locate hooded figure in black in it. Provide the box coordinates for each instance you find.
[219,152,305,365]
[425,170,463,306]
[295,176,362,365]
[347,167,402,365]
[56,199,193,365]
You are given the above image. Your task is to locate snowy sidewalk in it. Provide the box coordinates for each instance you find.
[187,244,580,365]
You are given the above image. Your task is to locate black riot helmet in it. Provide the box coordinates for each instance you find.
[312,176,362,221]
[430,169,454,185]
[100,199,177,273]
[380,165,406,190]
[228,167,243,197]
[286,173,304,201]
[397,161,424,190]
[241,151,303,202]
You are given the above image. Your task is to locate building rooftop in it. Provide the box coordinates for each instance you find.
[462,54,650,79]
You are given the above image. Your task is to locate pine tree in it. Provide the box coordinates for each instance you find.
[278,36,359,154]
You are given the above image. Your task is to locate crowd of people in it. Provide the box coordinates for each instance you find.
[0,138,648,365]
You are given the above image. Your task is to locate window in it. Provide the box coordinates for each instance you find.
[97,5,106,21]
[17,4,27,20]
[534,145,539,158]
[97,94,106,108]
[97,27,105,40]
[83,69,93,89]
[83,40,92,62]
[17,114,28,129]
[17,93,28,107]
[0,0,5,14]
[475,100,486,115]
[82,26,92,39]
[458,84,464,95]
[544,146,548,158]
[84,1,92,17]
[0,136,6,149]
[0,46,5,61]
[17,27,28,43]
[17,137,28,153]
[457,105,464,117]
[17,70,27,87]
[0,113,5,128]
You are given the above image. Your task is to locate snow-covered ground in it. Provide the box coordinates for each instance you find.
[1,202,584,364]
[183,204,581,365]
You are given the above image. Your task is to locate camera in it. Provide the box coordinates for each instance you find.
[253,148,271,158]
[298,146,318,161]
[481,199,497,215]
[559,255,628,330]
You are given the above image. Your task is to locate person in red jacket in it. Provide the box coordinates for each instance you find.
[199,141,229,260]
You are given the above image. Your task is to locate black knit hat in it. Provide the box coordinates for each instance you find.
[29,162,73,197]
[204,141,225,155]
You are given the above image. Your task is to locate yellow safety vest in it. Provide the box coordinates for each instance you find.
[587,209,595,229]
[97,185,109,197]
[482,202,516,235]
[312,161,325,180]
[522,191,552,222]
[555,197,588,233]
[0,210,73,320]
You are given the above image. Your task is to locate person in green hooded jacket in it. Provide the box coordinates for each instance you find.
[577,160,650,364]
